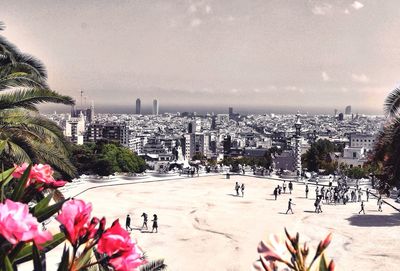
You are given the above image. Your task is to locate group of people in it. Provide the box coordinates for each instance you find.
[273,181,294,200]
[125,213,158,233]
[274,179,385,215]
[234,182,245,197]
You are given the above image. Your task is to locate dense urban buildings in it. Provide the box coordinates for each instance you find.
[46,107,385,172]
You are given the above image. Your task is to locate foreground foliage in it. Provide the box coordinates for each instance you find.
[0,164,163,271]
[0,22,76,179]
[254,229,334,271]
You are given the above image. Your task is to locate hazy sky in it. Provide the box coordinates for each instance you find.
[1,0,400,114]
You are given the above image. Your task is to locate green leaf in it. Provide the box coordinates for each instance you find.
[75,249,93,270]
[32,243,44,271]
[0,167,14,185]
[139,259,167,271]
[318,254,329,271]
[3,256,14,271]
[10,164,32,201]
[0,140,6,153]
[14,232,66,264]
[33,192,53,216]
[57,245,69,271]
[36,198,68,223]
[0,167,15,202]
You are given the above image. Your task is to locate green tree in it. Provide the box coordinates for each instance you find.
[302,139,337,174]
[0,22,76,178]
[71,141,146,176]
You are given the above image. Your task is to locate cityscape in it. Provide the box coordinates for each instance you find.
[48,99,385,173]
[1,1,400,271]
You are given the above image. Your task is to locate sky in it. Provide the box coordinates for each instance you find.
[1,0,400,114]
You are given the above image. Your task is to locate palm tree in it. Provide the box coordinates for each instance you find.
[384,87,400,117]
[0,22,76,178]
[369,86,400,189]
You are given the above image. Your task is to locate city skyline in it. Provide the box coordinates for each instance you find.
[2,0,400,114]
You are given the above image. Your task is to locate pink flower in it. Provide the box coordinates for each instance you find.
[56,199,93,245]
[0,199,52,245]
[98,220,146,271]
[258,234,288,262]
[109,249,146,271]
[97,220,134,256]
[13,163,67,189]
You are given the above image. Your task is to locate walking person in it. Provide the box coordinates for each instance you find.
[141,212,148,230]
[377,196,383,212]
[305,184,309,198]
[358,201,365,214]
[286,198,295,214]
[125,214,133,231]
[235,182,240,196]
[314,199,319,213]
[366,188,370,201]
[283,181,287,194]
[273,187,278,200]
[241,183,245,197]
[151,214,158,233]
[288,181,293,194]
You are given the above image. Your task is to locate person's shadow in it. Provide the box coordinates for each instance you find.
[346,213,400,227]
[227,193,240,197]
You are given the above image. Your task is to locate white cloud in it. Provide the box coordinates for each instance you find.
[351,73,369,83]
[205,5,212,14]
[285,86,304,93]
[188,4,197,13]
[311,3,332,15]
[322,71,331,81]
[351,1,364,10]
[190,18,202,27]
[344,9,350,14]
[218,15,235,23]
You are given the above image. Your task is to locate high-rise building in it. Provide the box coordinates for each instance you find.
[63,113,85,145]
[153,99,159,115]
[183,133,210,160]
[294,113,302,177]
[345,105,352,115]
[229,107,233,115]
[334,109,337,117]
[136,98,141,115]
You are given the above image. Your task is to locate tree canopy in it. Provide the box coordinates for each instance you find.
[70,140,146,176]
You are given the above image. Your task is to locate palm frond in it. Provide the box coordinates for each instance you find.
[0,139,31,163]
[384,87,400,117]
[14,53,48,78]
[0,62,48,90]
[30,142,77,178]
[0,22,5,31]
[139,259,167,271]
[0,109,70,155]
[0,88,75,111]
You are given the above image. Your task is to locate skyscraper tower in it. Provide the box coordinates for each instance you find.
[294,113,302,178]
[136,98,141,115]
[345,105,352,115]
[152,99,159,115]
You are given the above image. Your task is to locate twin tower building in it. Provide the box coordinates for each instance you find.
[135,98,159,115]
